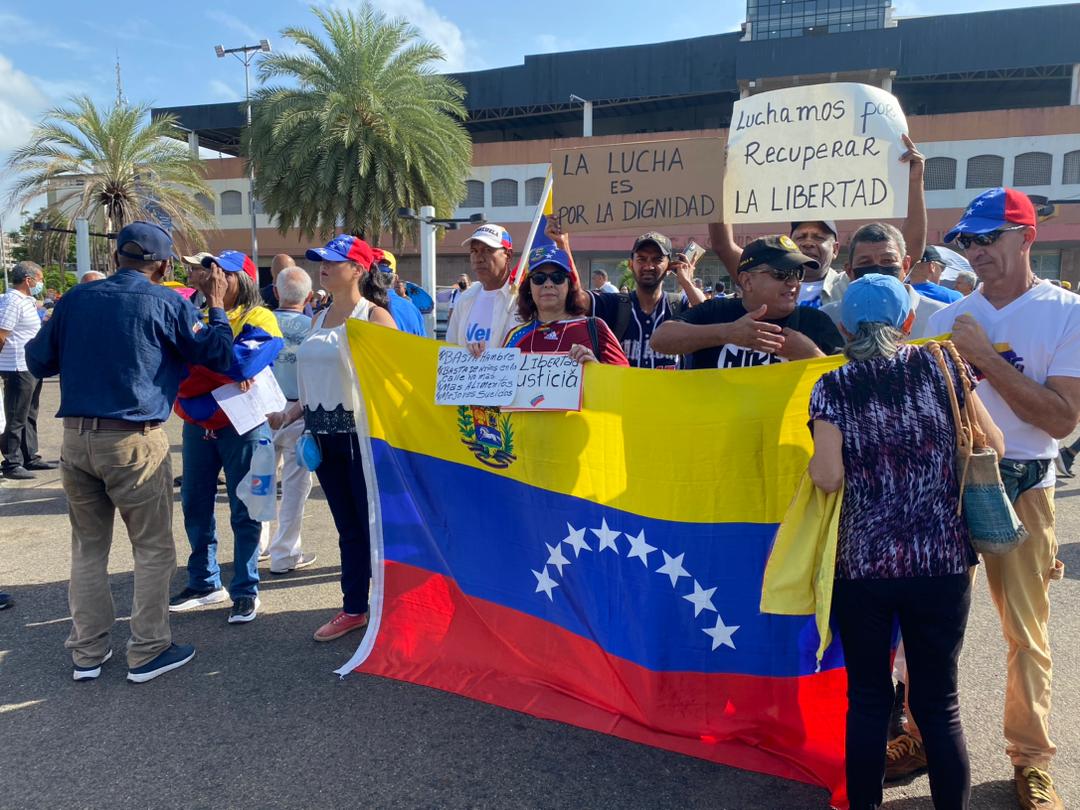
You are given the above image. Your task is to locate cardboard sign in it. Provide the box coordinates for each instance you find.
[724,83,910,224]
[551,137,725,233]
[505,353,583,412]
[435,348,520,406]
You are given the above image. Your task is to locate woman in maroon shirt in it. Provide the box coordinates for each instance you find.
[503,246,628,366]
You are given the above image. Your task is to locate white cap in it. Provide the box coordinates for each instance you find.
[461,224,512,250]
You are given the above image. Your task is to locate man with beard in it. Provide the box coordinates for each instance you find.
[651,235,843,369]
[546,221,704,369]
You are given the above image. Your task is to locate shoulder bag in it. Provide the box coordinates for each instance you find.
[926,340,1027,555]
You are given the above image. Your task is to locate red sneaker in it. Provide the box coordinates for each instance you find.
[313,611,369,642]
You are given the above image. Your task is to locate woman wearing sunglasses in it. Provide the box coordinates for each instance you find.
[651,235,844,369]
[503,247,628,366]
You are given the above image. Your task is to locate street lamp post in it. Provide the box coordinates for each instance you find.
[398,208,486,336]
[215,39,271,270]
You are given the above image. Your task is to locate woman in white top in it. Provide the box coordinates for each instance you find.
[269,235,395,642]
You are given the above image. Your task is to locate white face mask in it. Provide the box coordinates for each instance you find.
[29,281,44,296]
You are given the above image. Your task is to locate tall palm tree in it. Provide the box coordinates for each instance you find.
[249,4,473,245]
[5,96,215,251]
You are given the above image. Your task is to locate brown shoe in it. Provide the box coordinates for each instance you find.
[1015,766,1063,810]
[884,733,927,781]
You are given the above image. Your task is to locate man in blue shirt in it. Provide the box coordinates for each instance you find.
[26,221,233,684]
[908,246,963,305]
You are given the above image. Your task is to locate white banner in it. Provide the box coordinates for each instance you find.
[434,348,520,406]
[724,82,910,224]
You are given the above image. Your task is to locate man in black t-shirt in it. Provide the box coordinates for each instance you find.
[652,235,843,369]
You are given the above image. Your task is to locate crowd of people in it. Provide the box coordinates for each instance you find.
[0,160,1074,808]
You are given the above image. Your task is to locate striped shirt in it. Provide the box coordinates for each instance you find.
[0,290,41,372]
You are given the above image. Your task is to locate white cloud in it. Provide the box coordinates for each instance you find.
[0,52,53,224]
[205,10,263,43]
[208,78,243,102]
[330,0,478,72]
[0,11,91,55]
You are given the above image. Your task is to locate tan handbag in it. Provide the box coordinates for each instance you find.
[926,340,1027,555]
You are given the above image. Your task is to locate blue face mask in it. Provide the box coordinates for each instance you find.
[296,431,322,471]
[29,281,44,296]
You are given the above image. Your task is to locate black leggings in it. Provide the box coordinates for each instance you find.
[832,574,971,810]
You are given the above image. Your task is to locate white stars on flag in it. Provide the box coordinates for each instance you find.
[624,529,656,567]
[702,616,740,651]
[656,551,690,588]
[591,518,621,553]
[528,518,740,654]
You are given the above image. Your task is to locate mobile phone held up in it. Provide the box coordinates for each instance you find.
[682,240,706,266]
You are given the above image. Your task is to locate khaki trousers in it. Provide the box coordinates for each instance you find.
[61,426,175,669]
[983,486,1064,769]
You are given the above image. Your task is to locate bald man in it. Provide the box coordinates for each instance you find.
[260,254,297,310]
[80,271,106,283]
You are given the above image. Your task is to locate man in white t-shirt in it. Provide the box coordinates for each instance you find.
[445,225,517,355]
[0,261,53,480]
[927,188,1078,810]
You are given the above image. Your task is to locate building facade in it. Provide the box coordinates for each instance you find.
[153,2,1080,288]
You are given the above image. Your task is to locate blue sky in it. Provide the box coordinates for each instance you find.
[0,0,1076,223]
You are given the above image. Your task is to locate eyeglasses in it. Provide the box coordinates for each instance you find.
[955,225,1026,250]
[753,266,805,282]
[530,270,569,286]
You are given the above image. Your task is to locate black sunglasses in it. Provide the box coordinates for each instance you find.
[530,269,570,286]
[753,266,805,282]
[955,225,1026,250]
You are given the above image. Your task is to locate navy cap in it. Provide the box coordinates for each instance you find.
[116,221,173,261]
[527,245,575,278]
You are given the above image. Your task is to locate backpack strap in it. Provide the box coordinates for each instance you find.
[613,293,633,342]
[586,317,601,358]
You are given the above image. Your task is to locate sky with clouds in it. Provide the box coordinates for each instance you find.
[0,0,1076,224]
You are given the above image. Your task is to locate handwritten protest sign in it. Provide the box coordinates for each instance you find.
[551,137,724,233]
[724,83,909,224]
[506,353,583,412]
[435,348,520,406]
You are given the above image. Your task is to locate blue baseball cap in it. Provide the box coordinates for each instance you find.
[305,234,375,269]
[944,187,1037,244]
[841,274,911,334]
[116,221,174,261]
[200,250,257,281]
[526,245,574,277]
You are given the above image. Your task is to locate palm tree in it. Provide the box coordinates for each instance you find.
[5,96,216,251]
[249,4,473,245]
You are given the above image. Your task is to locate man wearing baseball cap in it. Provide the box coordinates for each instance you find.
[651,235,843,369]
[544,222,705,369]
[446,224,518,354]
[25,221,234,683]
[908,245,963,305]
[927,187,1076,810]
[373,248,425,337]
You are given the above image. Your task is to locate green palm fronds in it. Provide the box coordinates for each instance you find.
[248,3,473,246]
[5,96,216,253]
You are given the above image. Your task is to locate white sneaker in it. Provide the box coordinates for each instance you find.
[168,587,229,612]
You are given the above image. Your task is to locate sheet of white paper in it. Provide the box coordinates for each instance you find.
[504,352,583,412]
[725,82,910,224]
[212,366,288,434]
[435,347,520,406]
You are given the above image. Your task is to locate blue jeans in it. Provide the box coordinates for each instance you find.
[180,421,269,599]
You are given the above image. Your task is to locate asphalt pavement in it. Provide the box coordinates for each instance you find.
[0,378,1077,809]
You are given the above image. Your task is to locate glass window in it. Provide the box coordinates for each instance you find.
[220,190,243,216]
[1063,150,1080,185]
[195,193,214,215]
[461,180,484,208]
[1031,252,1061,280]
[248,193,265,215]
[924,157,957,191]
[524,177,546,206]
[491,179,519,208]
[1012,152,1052,187]
[965,155,1004,189]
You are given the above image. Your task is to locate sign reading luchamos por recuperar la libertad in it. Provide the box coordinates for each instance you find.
[724,82,910,224]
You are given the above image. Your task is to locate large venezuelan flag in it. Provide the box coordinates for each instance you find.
[340,322,850,806]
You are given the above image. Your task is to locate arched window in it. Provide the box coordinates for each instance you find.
[1063,151,1080,185]
[195,193,215,214]
[1012,152,1052,187]
[965,155,1004,189]
[461,180,484,208]
[923,157,956,191]
[524,177,546,206]
[220,190,243,215]
[491,179,519,208]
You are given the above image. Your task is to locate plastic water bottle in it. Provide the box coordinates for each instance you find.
[247,438,276,519]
